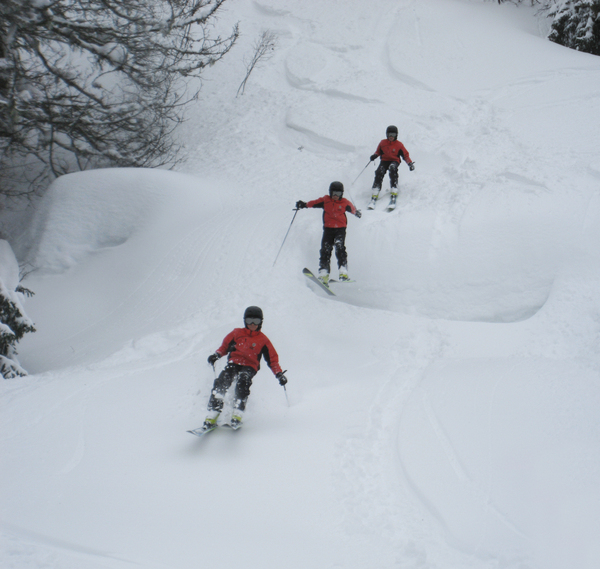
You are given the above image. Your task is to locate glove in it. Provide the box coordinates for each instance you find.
[276,371,288,386]
[207,353,220,366]
[296,200,307,209]
[408,162,415,171]
[370,154,378,161]
[355,209,362,218]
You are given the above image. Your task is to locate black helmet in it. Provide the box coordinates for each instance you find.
[329,181,344,196]
[244,306,263,329]
[386,125,398,138]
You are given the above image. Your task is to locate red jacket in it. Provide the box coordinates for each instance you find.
[373,139,412,164]
[306,195,356,228]
[215,327,282,374]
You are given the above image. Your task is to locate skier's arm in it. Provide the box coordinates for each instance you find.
[260,340,282,375]
[306,197,326,209]
[344,200,357,215]
[370,141,383,161]
[398,142,412,165]
[215,330,236,358]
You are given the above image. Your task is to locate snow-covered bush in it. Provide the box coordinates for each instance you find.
[0,240,35,378]
[495,0,600,56]
[547,0,600,55]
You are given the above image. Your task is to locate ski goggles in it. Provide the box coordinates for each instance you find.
[331,190,343,197]
[245,318,262,326]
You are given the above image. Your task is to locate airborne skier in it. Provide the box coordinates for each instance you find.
[369,125,415,210]
[296,181,361,286]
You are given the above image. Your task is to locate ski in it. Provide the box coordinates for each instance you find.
[222,422,243,430]
[367,191,381,210]
[187,425,217,438]
[367,188,382,209]
[303,267,335,296]
[329,278,356,283]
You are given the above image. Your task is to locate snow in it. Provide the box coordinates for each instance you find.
[0,240,19,291]
[2,1,600,568]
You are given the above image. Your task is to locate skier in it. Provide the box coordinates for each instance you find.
[296,181,361,286]
[369,125,415,209]
[203,306,287,431]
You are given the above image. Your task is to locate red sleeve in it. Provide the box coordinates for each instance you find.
[306,196,327,209]
[343,199,356,215]
[215,330,236,357]
[257,333,281,375]
[398,142,412,163]
[263,337,282,375]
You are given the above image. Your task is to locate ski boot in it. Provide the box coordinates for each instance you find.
[202,411,220,431]
[318,269,329,286]
[367,192,379,210]
[230,413,244,430]
[338,266,351,282]
[387,192,398,210]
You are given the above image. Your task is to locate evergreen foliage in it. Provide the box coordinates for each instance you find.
[496,0,600,56]
[0,0,239,196]
[548,0,600,55]
[0,279,35,379]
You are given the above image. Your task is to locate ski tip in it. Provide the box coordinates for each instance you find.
[222,423,243,430]
[303,267,336,296]
[187,427,215,437]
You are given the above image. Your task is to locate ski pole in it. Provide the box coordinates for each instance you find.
[283,384,289,406]
[273,209,299,267]
[277,369,290,406]
[350,160,373,186]
[345,160,374,208]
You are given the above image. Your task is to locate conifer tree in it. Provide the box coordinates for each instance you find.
[548,0,600,55]
[0,280,35,378]
[496,0,599,56]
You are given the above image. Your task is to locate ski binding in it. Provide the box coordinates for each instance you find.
[387,194,397,211]
[303,267,335,296]
[187,425,217,437]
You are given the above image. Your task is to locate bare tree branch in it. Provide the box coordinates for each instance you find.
[237,30,278,97]
[0,0,239,196]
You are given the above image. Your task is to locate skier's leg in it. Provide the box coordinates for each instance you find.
[232,367,257,414]
[207,364,237,413]
[333,228,348,272]
[372,163,388,190]
[318,228,335,282]
[371,162,390,203]
[389,162,399,192]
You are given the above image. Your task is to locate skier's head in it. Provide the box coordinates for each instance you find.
[329,181,344,199]
[244,306,263,330]
[386,125,398,140]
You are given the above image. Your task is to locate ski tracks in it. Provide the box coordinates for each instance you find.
[333,318,454,567]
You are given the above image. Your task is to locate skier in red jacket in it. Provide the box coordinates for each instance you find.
[369,125,415,209]
[296,181,361,285]
[203,306,287,430]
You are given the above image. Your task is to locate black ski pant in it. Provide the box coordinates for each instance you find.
[319,227,348,274]
[208,363,256,413]
[372,160,399,190]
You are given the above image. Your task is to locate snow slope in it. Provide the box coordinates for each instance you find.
[2,1,600,568]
